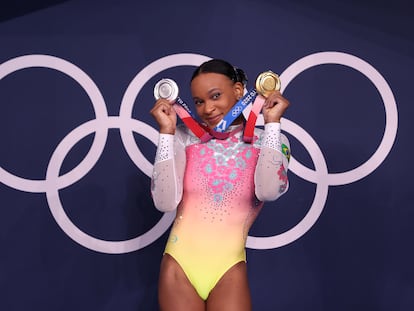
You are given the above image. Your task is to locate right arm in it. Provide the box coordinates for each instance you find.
[150,133,186,212]
[150,99,184,212]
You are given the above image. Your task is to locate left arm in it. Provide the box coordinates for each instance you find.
[254,123,290,201]
[254,90,291,201]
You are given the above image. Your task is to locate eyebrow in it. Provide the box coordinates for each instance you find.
[193,88,222,101]
[207,87,221,94]
[204,88,223,98]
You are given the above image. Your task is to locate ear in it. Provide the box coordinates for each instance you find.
[233,82,244,99]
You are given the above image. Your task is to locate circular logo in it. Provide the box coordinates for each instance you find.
[0,52,398,253]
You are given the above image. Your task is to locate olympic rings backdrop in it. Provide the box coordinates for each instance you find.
[0,1,412,310]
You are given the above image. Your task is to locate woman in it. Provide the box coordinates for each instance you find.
[150,59,290,311]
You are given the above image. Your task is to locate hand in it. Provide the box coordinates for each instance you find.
[261,90,290,123]
[150,99,177,134]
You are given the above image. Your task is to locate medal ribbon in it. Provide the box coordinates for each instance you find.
[172,97,213,142]
[173,88,261,142]
[155,77,272,143]
[213,88,258,132]
[242,95,266,143]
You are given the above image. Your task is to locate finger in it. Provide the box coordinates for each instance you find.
[153,100,173,114]
[264,97,278,108]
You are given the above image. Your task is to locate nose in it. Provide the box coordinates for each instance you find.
[202,100,215,114]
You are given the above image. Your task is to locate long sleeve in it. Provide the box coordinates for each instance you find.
[254,122,290,201]
[150,132,186,212]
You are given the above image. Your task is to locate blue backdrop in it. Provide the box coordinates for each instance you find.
[1,0,412,310]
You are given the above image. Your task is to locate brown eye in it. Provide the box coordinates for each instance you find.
[212,93,221,100]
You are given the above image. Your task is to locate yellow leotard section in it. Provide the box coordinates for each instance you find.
[164,135,264,300]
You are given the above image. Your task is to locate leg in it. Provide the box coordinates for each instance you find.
[206,261,252,311]
[158,254,205,311]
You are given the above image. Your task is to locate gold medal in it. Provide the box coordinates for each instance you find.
[255,71,281,98]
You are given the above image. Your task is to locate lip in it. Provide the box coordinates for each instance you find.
[205,115,222,127]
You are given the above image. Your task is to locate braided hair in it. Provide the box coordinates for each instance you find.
[191,59,248,87]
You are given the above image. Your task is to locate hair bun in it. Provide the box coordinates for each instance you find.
[234,67,248,86]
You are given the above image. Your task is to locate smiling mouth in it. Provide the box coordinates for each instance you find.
[205,115,222,127]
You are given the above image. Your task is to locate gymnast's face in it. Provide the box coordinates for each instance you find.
[191,72,244,129]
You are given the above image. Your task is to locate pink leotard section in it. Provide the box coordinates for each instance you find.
[151,123,290,300]
[164,134,263,300]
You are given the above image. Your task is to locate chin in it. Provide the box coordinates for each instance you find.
[202,120,217,129]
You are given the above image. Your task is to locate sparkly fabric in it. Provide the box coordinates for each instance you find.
[155,134,174,163]
[164,130,262,300]
[262,122,282,151]
[151,123,290,300]
[181,133,262,224]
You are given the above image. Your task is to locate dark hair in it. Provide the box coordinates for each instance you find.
[191,59,248,86]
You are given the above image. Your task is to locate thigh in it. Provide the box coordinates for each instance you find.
[158,254,205,311]
[206,261,252,311]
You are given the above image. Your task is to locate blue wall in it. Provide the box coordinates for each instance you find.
[1,0,412,310]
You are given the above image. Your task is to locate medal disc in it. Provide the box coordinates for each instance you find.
[255,71,281,97]
[153,78,179,101]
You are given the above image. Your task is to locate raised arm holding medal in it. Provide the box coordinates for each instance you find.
[150,59,291,311]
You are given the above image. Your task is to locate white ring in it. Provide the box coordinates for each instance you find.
[0,54,108,192]
[280,52,398,185]
[247,51,398,248]
[0,52,398,252]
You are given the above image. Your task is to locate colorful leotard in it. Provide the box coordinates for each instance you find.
[151,123,290,300]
